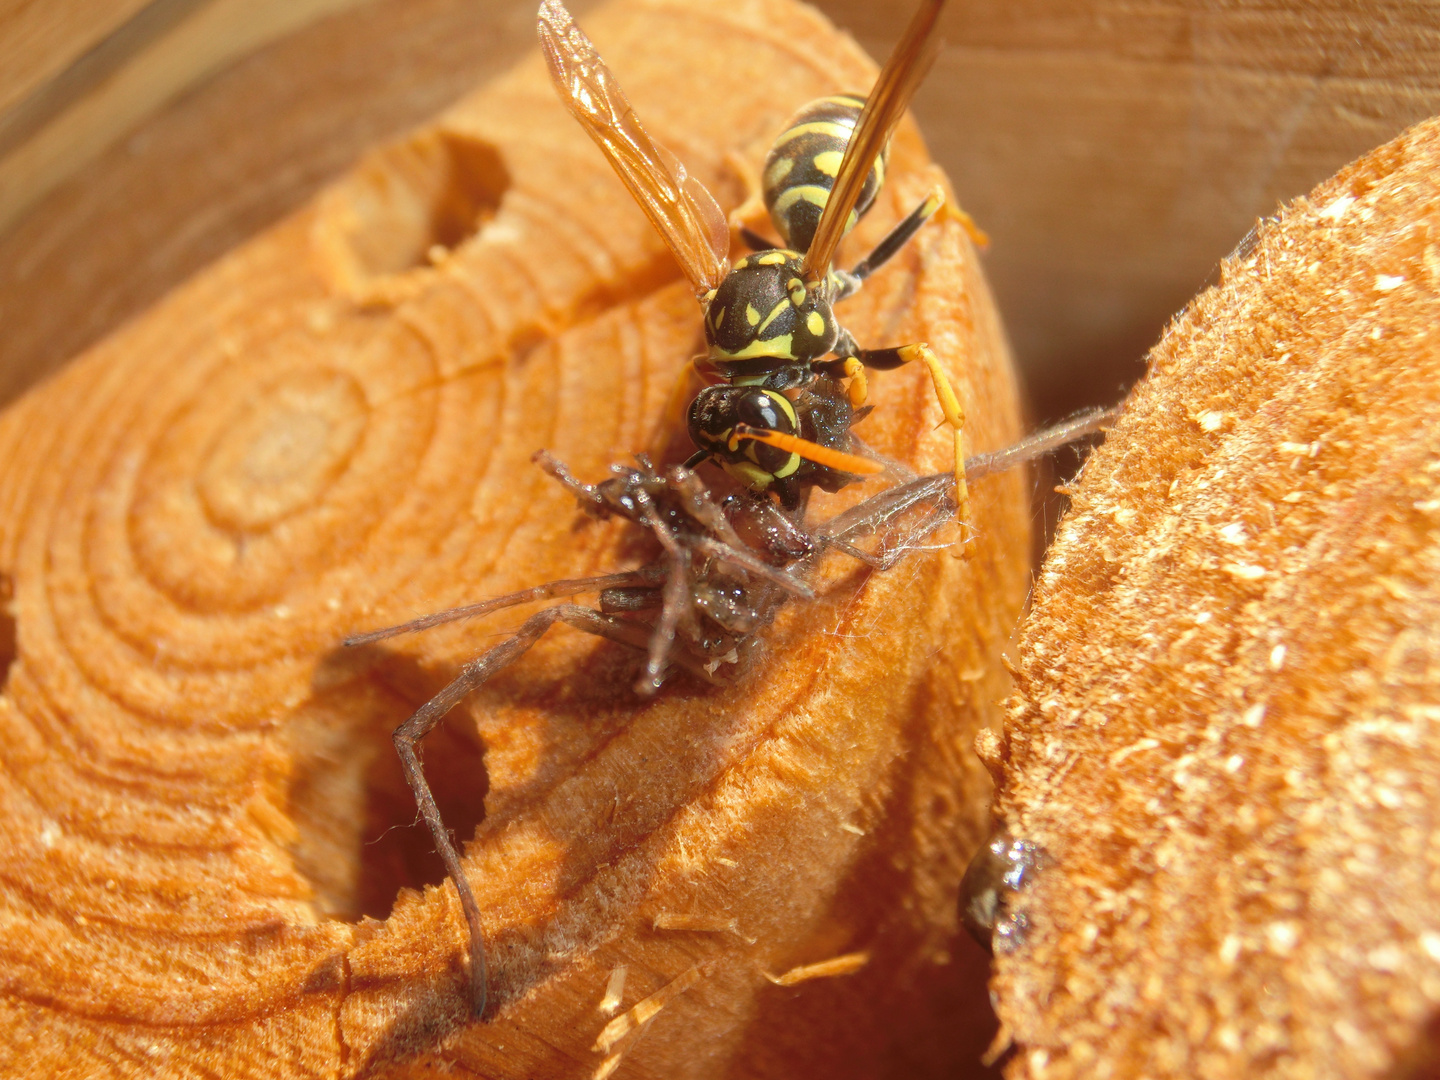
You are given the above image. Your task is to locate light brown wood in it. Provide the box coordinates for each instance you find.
[0,0,551,412]
[0,0,371,234]
[0,0,1025,1076]
[841,0,1440,419]
[0,0,151,116]
[993,117,1440,1079]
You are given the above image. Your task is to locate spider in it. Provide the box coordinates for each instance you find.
[346,404,1116,1016]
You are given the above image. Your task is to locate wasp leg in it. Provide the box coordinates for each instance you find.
[825,335,969,530]
[832,186,945,300]
[723,149,777,251]
[941,201,990,250]
[393,602,699,1018]
[809,353,871,409]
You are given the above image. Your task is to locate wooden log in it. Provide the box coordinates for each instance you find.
[0,0,1025,1076]
[992,116,1440,1079]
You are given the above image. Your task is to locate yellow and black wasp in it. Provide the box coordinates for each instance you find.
[538,0,972,519]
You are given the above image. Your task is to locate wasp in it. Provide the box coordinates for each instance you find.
[538,0,972,519]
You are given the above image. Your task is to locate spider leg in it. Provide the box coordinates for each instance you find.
[636,494,693,694]
[820,500,950,570]
[688,535,813,597]
[532,450,607,511]
[961,404,1120,479]
[811,406,1122,566]
[666,467,748,551]
[393,602,710,1018]
[346,567,664,645]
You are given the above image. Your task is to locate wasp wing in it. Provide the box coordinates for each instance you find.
[802,0,946,283]
[538,0,730,298]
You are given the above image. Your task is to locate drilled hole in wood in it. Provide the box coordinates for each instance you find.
[282,676,490,922]
[354,708,489,921]
[329,129,511,282]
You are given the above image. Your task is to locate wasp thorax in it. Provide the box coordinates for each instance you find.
[704,252,838,371]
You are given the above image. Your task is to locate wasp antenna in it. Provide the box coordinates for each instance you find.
[733,425,883,475]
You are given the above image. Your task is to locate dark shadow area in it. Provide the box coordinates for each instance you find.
[298,604,658,928]
[283,646,493,923]
[0,574,15,693]
[1386,1009,1440,1080]
[353,697,490,921]
[724,673,1005,1078]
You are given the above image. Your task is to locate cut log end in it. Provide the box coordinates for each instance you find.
[994,116,1440,1080]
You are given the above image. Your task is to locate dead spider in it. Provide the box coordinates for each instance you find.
[345,405,1116,1017]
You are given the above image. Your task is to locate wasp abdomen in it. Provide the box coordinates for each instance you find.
[762,93,886,254]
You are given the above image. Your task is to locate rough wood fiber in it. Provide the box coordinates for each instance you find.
[0,1,1025,1076]
[992,117,1440,1079]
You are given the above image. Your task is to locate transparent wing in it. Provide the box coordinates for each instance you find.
[802,0,946,283]
[538,0,730,297]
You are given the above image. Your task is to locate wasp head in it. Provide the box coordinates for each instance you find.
[687,385,801,493]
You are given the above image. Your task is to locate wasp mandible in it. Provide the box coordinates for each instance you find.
[538,0,972,520]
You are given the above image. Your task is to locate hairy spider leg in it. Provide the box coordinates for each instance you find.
[392,602,719,1017]
[344,568,664,645]
[375,405,1121,1021]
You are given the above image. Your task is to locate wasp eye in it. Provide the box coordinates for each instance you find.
[735,390,789,433]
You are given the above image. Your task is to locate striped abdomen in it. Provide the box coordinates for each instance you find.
[761,93,887,254]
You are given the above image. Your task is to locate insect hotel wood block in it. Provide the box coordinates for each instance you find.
[0,0,1025,1076]
[992,117,1440,1080]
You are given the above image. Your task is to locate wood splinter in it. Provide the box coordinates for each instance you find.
[763,951,871,987]
[594,964,708,1055]
[598,965,628,1017]
[651,911,756,943]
